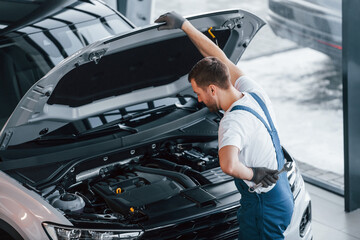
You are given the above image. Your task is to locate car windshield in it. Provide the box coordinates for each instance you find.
[11,96,199,148]
[0,14,132,129]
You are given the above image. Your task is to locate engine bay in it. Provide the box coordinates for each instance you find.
[41,139,232,224]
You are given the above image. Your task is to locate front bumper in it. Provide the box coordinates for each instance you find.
[284,180,313,239]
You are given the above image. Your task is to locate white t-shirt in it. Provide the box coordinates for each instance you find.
[218,75,279,193]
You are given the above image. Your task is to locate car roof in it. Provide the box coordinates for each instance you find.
[0,0,126,37]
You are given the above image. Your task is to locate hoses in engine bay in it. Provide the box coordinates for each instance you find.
[131,165,197,188]
[148,157,212,185]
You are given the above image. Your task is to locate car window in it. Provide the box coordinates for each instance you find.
[1,13,132,90]
[33,18,67,29]
[72,0,117,16]
[76,18,115,44]
[0,14,132,128]
[53,9,97,23]
[303,0,341,12]
[27,32,65,65]
[49,27,84,58]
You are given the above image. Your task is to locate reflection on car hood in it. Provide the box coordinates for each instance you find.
[0,9,265,149]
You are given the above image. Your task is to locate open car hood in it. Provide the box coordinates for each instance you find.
[0,9,265,149]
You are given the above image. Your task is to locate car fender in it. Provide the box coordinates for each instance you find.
[0,171,72,240]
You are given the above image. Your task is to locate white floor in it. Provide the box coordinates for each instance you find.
[306,183,360,240]
[240,48,343,175]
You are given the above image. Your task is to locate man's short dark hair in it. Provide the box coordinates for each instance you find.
[188,57,231,89]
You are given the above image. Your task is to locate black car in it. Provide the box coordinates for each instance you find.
[0,1,312,239]
[267,0,342,62]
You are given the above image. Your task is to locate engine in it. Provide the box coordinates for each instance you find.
[43,140,228,223]
[92,172,183,215]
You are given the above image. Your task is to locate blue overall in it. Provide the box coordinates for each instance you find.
[230,92,294,240]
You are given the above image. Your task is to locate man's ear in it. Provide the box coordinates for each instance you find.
[209,84,216,96]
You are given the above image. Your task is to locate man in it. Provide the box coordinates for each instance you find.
[155,12,294,240]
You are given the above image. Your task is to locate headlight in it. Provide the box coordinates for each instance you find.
[42,223,143,240]
[288,163,304,199]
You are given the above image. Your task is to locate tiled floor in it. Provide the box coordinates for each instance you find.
[305,182,360,240]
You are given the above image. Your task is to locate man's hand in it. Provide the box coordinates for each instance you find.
[251,167,279,188]
[154,11,186,30]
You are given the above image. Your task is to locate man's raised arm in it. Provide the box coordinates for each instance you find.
[155,12,243,86]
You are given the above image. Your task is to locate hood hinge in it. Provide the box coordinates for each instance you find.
[89,49,107,64]
[222,15,244,29]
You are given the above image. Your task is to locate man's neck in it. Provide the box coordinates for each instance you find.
[221,86,244,112]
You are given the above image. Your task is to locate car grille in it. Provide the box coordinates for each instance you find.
[143,206,239,240]
[300,201,312,237]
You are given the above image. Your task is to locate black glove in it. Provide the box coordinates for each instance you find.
[154,11,186,30]
[251,167,279,188]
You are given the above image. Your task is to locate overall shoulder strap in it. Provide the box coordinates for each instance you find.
[248,92,276,132]
[230,93,284,169]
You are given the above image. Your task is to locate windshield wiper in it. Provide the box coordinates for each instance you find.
[79,123,138,137]
[35,124,138,142]
[99,102,198,129]
[77,103,198,138]
[121,104,176,122]
[36,100,199,142]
